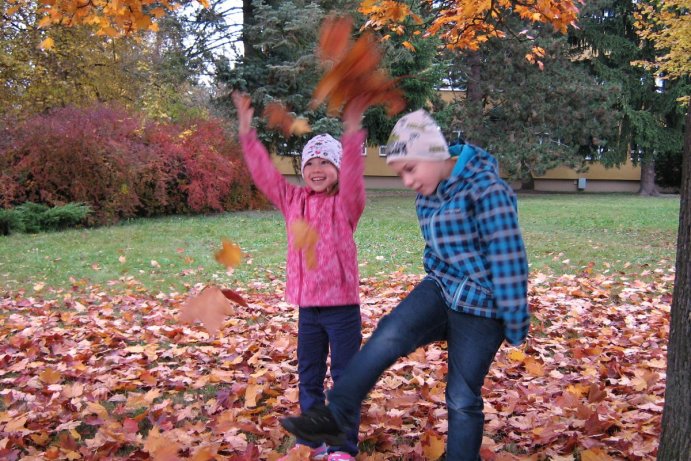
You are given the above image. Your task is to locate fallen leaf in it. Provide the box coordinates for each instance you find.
[39,368,61,384]
[421,430,445,460]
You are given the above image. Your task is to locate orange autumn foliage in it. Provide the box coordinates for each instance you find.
[359,0,582,65]
[311,15,406,117]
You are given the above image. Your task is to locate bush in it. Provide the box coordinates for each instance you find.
[2,202,91,234]
[0,208,23,235]
[0,105,267,225]
[14,202,49,233]
[39,202,92,231]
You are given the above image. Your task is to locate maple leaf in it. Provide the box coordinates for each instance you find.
[263,102,311,138]
[214,238,243,269]
[289,218,319,270]
[179,286,235,335]
[38,368,61,384]
[311,15,405,117]
[421,430,445,460]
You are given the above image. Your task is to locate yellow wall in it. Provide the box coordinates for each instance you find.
[273,147,641,181]
[535,160,640,181]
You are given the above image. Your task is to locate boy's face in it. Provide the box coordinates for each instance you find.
[389,159,450,196]
[303,158,339,193]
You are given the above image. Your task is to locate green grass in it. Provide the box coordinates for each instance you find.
[0,192,679,296]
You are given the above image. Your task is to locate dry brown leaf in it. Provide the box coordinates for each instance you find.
[179,286,234,335]
[421,430,445,460]
[38,368,61,384]
[289,218,319,270]
[311,16,405,117]
[264,102,312,137]
[214,238,242,269]
[221,288,249,307]
[317,15,353,64]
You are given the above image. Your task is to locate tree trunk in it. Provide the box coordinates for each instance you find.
[657,106,691,460]
[242,0,255,59]
[639,159,660,196]
[521,173,535,191]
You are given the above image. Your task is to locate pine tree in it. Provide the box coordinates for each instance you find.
[569,0,688,195]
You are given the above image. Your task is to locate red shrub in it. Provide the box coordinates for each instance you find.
[0,105,267,225]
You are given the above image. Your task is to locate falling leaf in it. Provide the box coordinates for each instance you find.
[179,286,234,335]
[311,15,405,117]
[221,288,249,307]
[289,219,319,270]
[263,102,311,138]
[214,239,243,269]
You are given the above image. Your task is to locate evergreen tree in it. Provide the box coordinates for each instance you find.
[569,0,688,195]
[442,22,621,188]
[215,0,445,153]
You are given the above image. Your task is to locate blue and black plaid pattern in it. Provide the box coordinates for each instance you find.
[416,145,530,345]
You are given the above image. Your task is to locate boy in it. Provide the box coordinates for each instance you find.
[280,109,529,460]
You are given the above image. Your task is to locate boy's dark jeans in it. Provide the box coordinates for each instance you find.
[297,304,362,455]
[326,278,504,461]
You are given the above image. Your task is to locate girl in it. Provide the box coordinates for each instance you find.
[232,92,365,461]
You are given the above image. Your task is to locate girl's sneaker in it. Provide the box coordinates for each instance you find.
[326,452,355,461]
[278,443,328,461]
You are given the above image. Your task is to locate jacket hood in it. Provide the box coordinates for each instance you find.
[438,144,499,197]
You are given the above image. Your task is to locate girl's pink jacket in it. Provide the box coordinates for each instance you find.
[239,129,366,307]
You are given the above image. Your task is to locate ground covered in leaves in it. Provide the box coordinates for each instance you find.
[0,267,672,460]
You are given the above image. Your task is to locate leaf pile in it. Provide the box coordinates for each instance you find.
[0,266,672,460]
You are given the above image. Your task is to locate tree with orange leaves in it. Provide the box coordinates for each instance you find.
[359,0,582,64]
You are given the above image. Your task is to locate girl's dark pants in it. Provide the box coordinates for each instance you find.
[297,304,362,455]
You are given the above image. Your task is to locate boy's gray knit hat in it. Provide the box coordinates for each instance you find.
[301,134,342,174]
[383,109,450,164]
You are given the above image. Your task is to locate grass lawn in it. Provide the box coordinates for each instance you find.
[0,192,680,296]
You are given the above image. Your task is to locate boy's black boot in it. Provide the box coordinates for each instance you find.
[280,405,346,446]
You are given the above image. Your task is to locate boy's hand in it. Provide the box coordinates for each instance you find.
[232,91,254,136]
[342,96,367,135]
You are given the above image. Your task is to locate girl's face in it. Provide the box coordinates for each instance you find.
[388,159,451,196]
[303,158,339,193]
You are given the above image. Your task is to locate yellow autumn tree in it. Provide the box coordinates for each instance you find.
[3,0,209,37]
[632,2,690,459]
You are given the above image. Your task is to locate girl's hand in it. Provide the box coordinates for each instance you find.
[232,91,254,136]
[342,96,367,135]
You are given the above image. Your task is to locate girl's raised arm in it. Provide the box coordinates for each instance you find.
[338,98,368,225]
[232,92,294,213]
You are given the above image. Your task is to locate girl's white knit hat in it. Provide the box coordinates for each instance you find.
[301,134,342,174]
[383,109,450,163]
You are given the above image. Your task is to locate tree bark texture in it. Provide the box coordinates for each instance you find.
[657,106,691,460]
[242,0,255,59]
[639,159,660,196]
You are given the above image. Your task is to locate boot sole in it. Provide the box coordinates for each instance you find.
[279,418,347,446]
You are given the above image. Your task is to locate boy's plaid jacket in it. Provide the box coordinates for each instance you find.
[416,145,530,345]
